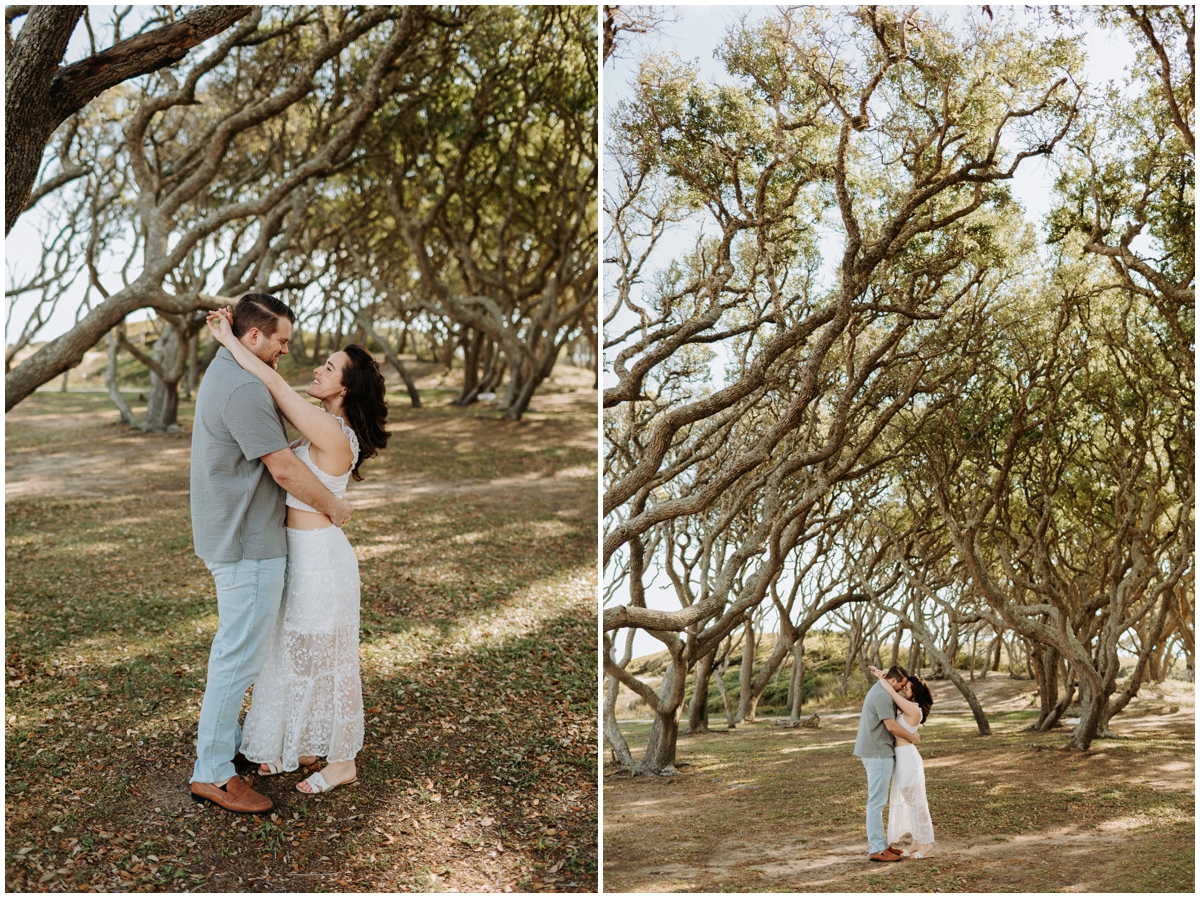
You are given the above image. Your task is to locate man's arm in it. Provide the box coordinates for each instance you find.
[883,718,918,744]
[261,448,352,526]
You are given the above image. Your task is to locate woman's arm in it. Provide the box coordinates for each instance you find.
[868,665,921,720]
[207,309,352,471]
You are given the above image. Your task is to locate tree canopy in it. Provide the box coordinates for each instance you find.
[5,5,598,425]
[603,5,1193,774]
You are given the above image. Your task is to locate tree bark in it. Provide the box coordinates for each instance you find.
[713,650,736,728]
[1031,644,1060,730]
[638,659,687,774]
[143,322,186,432]
[184,330,199,400]
[455,328,484,405]
[737,622,757,723]
[1102,597,1171,729]
[935,652,992,736]
[602,630,636,769]
[1036,677,1075,732]
[787,639,806,725]
[1067,673,1111,750]
[686,651,714,734]
[5,5,84,234]
[105,327,138,428]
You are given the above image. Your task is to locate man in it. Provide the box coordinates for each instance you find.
[852,664,918,862]
[188,293,353,813]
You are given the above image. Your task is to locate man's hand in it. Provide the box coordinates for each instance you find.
[262,449,351,524]
[883,718,917,744]
[328,497,353,527]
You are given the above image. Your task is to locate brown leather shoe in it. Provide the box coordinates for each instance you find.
[869,850,903,862]
[190,776,273,813]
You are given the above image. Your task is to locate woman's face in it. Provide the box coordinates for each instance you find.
[902,681,914,700]
[308,351,349,402]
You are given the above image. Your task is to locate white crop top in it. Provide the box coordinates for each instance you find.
[285,416,360,513]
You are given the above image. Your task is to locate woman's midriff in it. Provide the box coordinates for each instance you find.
[286,508,333,529]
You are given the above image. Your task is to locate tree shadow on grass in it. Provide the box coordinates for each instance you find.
[604,711,1193,893]
[5,391,598,892]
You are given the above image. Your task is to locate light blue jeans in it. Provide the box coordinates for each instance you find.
[191,556,287,785]
[862,756,895,855]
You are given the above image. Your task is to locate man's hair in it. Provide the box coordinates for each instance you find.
[231,293,295,339]
[884,665,909,683]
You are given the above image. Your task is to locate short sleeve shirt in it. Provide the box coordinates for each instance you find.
[853,680,898,758]
[190,347,290,562]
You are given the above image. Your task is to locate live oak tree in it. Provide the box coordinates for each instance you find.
[348,5,599,420]
[916,267,1191,751]
[6,6,444,423]
[602,7,1081,773]
[5,5,253,234]
[1051,5,1194,379]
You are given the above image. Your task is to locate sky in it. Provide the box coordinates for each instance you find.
[601,4,1141,661]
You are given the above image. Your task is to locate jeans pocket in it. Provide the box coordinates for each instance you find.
[206,560,237,592]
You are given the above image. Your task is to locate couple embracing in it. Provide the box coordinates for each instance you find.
[188,293,389,813]
[853,664,936,861]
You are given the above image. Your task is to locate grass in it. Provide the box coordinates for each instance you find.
[604,706,1194,892]
[6,387,598,892]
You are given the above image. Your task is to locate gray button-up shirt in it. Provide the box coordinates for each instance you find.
[853,680,898,758]
[190,347,290,562]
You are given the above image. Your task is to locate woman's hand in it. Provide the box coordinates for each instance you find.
[206,306,236,346]
[868,664,885,680]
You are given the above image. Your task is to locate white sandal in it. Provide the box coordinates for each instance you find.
[259,760,286,777]
[297,770,357,795]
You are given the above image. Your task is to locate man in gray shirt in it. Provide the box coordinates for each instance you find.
[188,293,352,814]
[852,664,917,862]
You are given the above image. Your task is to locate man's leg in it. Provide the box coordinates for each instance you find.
[191,556,287,785]
[862,756,894,856]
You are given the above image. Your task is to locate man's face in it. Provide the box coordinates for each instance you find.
[242,317,291,369]
[886,674,908,693]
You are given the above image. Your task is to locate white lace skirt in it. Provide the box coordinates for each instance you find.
[241,526,363,769]
[888,743,935,844]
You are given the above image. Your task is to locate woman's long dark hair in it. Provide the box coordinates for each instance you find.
[909,677,933,724]
[339,344,389,481]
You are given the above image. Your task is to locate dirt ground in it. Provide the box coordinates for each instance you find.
[604,676,1194,893]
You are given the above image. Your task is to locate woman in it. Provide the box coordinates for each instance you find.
[868,664,935,858]
[206,306,389,795]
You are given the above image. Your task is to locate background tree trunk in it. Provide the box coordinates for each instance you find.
[787,639,806,726]
[105,328,138,428]
[638,659,687,774]
[686,651,714,734]
[737,623,757,723]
